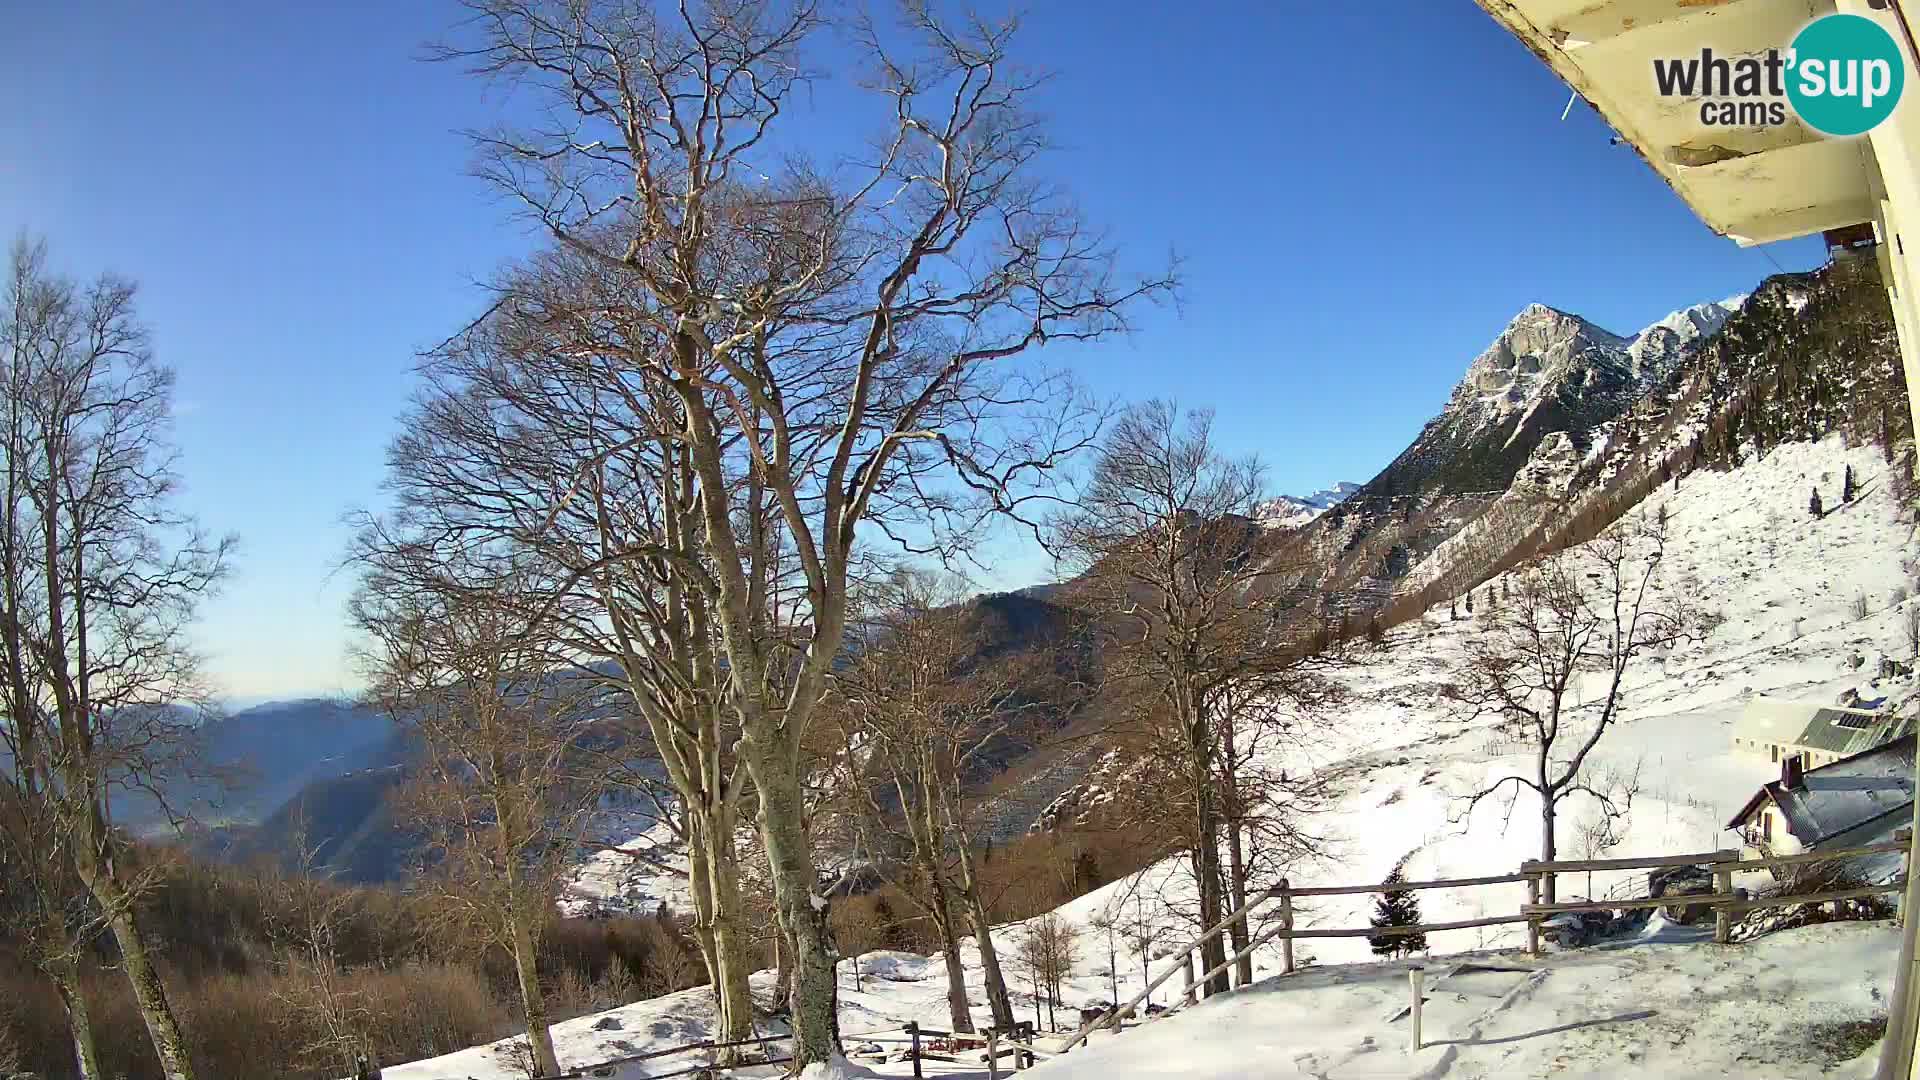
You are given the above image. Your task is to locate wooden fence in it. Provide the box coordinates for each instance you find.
[523,835,1912,1075]
[1059,833,1911,1051]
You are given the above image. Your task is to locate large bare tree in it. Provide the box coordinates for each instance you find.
[1051,401,1328,995]
[0,234,231,1080]
[363,245,764,1053]
[431,1,1171,1063]
[1453,513,1688,902]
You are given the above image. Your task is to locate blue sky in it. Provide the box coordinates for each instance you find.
[0,2,1825,703]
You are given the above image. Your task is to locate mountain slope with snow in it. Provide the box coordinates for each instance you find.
[393,432,1917,1080]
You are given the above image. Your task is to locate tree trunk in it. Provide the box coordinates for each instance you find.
[707,835,756,1062]
[951,837,1014,1029]
[1219,730,1253,988]
[743,745,840,1067]
[929,886,974,1033]
[53,961,102,1080]
[688,808,754,1063]
[78,848,196,1080]
[509,913,562,1079]
[1540,795,1559,905]
[1188,712,1228,997]
[1224,819,1252,988]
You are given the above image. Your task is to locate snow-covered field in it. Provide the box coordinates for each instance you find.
[394,436,1915,1079]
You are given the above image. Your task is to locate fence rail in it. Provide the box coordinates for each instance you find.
[538,832,1914,1076]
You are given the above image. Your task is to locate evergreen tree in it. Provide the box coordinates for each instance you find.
[1844,464,1857,502]
[1368,858,1426,958]
[1465,590,1475,615]
[1810,486,1825,518]
[1366,616,1385,645]
[1449,601,1458,621]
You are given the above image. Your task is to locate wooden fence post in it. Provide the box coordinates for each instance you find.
[1525,873,1541,957]
[1713,863,1734,945]
[1182,950,1196,1006]
[986,1028,999,1080]
[907,1021,921,1080]
[1901,830,1914,929]
[1279,878,1295,975]
[1408,966,1425,1054]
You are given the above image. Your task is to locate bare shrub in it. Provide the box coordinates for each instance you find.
[1016,915,1082,1032]
[1852,590,1872,621]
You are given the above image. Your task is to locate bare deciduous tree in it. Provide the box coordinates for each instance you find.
[0,234,232,1080]
[1015,914,1079,1032]
[829,569,1035,1031]
[355,570,603,1080]
[264,816,379,1078]
[1453,514,1688,902]
[430,1,1172,1063]
[1051,401,1328,995]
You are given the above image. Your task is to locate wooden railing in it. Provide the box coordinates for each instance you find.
[1059,833,1912,1052]
[525,834,1913,1074]
[1519,836,1911,946]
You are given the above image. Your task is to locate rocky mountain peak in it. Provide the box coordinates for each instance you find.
[1455,304,1631,423]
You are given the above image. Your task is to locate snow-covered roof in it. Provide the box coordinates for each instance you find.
[1727,734,1916,848]
[1473,1,1878,246]
[1734,695,1915,756]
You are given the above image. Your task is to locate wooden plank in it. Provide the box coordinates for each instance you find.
[1521,850,1736,873]
[1280,915,1532,940]
[1521,893,1739,915]
[1733,841,1909,871]
[1725,883,1905,913]
[1281,872,1532,897]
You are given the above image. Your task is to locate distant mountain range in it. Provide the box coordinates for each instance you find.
[169,264,1903,882]
[1256,482,1363,528]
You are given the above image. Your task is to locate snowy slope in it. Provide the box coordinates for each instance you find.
[393,435,1914,1080]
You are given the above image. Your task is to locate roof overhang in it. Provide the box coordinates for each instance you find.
[1476,0,1880,245]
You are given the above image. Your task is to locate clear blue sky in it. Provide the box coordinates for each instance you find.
[0,2,1824,704]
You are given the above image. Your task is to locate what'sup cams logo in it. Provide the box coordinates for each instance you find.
[1653,13,1905,137]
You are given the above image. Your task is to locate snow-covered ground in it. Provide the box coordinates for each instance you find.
[395,436,1915,1079]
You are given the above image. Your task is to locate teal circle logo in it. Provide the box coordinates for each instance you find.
[1787,14,1905,136]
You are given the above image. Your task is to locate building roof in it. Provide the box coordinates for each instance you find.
[1734,695,1914,755]
[1726,734,1916,847]
[1473,1,1879,246]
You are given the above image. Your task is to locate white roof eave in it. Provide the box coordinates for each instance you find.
[1476,0,1877,245]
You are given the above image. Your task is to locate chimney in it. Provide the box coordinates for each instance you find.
[1782,754,1806,790]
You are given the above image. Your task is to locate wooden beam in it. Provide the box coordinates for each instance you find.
[1735,842,1909,871]
[1280,872,1532,898]
[1522,893,1739,915]
[1522,850,1736,873]
[1725,884,1906,914]
[1282,915,1533,940]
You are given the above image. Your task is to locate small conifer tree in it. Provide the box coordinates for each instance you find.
[1844,464,1857,502]
[1368,857,1426,958]
[1810,486,1825,518]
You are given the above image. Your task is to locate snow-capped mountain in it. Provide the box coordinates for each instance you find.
[1256,481,1361,528]
[1361,298,1745,501]
[1625,296,1744,381]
